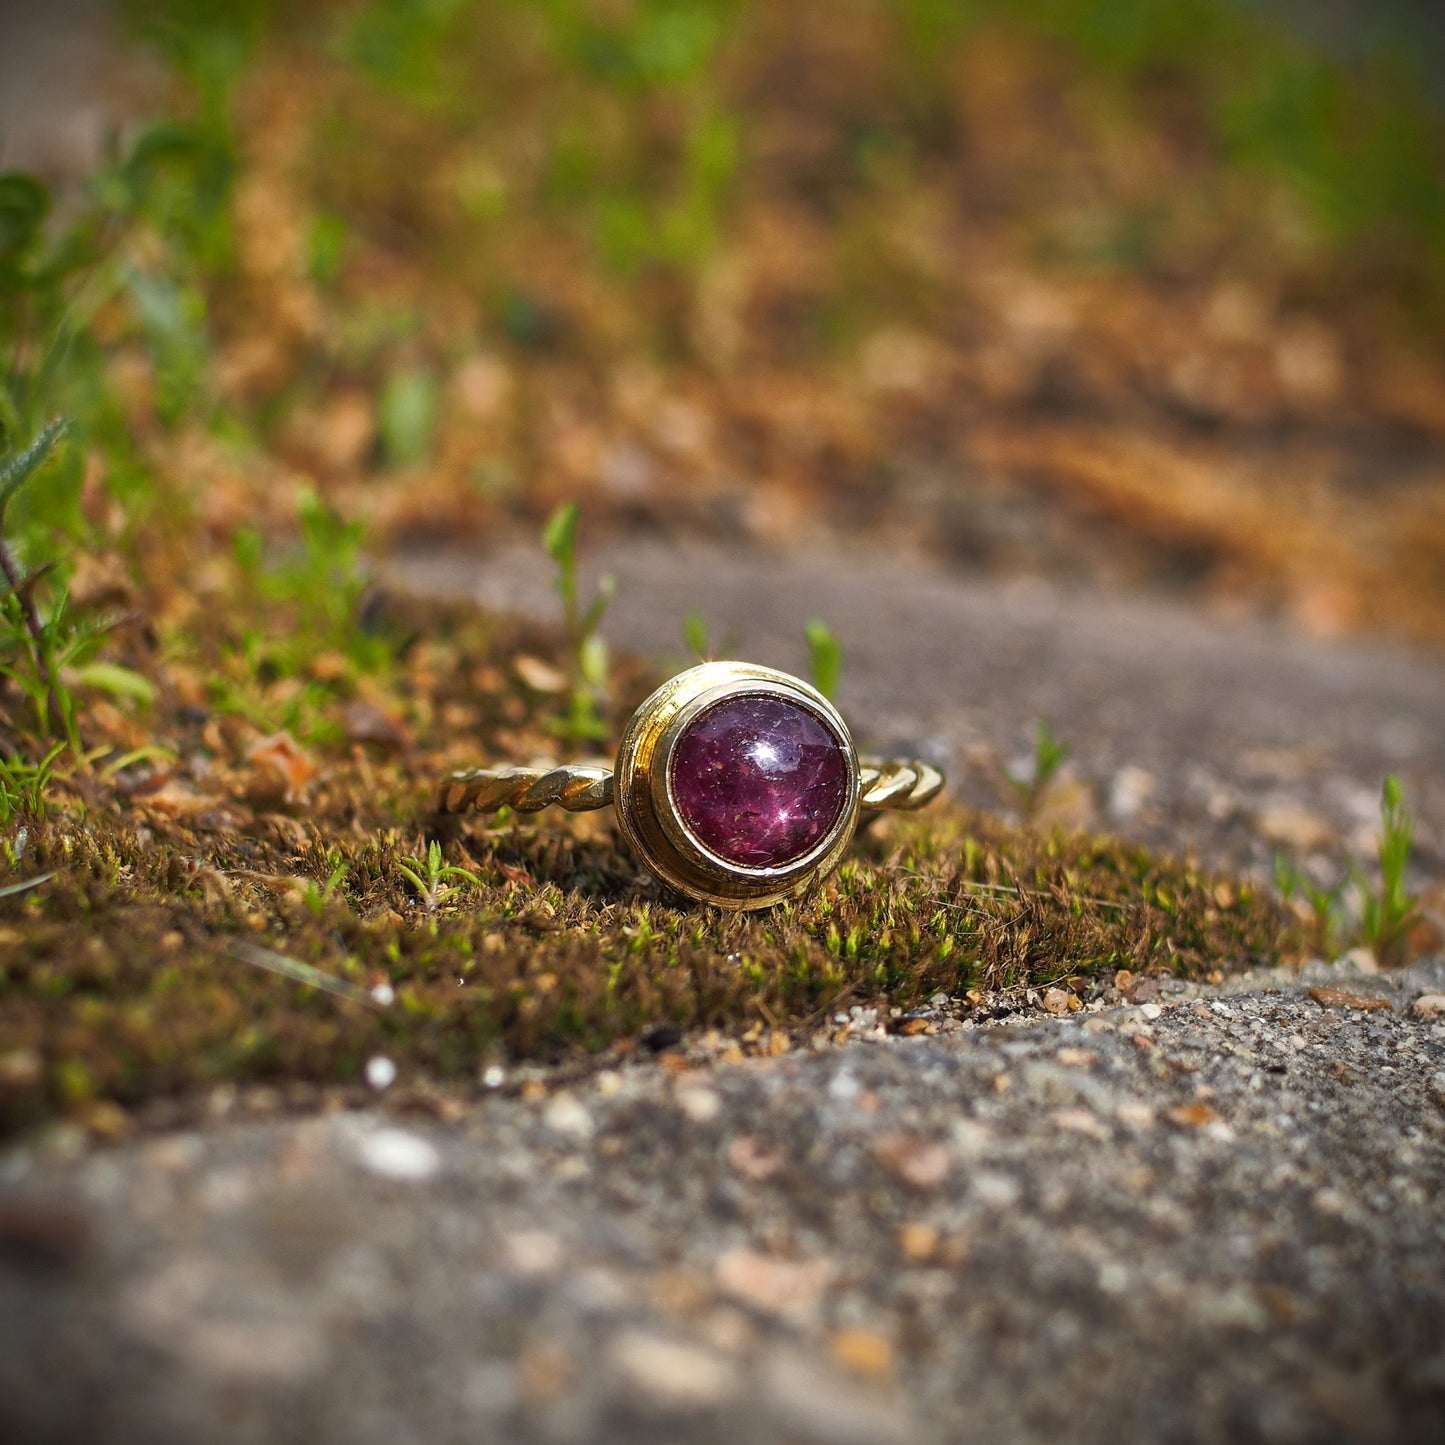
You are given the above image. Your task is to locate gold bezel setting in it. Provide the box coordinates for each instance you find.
[613,661,862,910]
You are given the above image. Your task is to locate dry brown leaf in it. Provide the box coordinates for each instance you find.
[243,731,320,807]
[1166,1103,1221,1128]
[1307,987,1394,1013]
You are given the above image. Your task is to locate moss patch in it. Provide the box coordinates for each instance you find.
[0,592,1296,1142]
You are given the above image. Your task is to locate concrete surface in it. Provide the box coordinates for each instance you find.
[2,958,1443,1445]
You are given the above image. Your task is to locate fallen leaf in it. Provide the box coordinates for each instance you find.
[1166,1103,1220,1128]
[514,655,568,693]
[243,731,320,807]
[140,780,223,817]
[1308,987,1393,1013]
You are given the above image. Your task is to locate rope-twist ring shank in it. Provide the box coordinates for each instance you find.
[438,756,943,816]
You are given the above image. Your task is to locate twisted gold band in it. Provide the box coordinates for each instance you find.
[439,762,614,815]
[439,756,943,817]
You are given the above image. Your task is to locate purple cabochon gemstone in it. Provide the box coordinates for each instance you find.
[668,693,849,868]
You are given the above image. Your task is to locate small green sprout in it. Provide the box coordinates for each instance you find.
[1005,719,1071,821]
[0,743,65,826]
[683,608,711,661]
[235,487,385,675]
[0,418,82,749]
[378,366,438,469]
[804,618,842,700]
[1355,774,1419,966]
[301,849,351,916]
[1274,854,1346,954]
[1275,775,1421,966]
[397,841,479,914]
[97,745,176,782]
[542,501,615,744]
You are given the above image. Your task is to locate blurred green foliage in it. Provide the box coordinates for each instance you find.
[278,0,1445,337]
[378,367,439,468]
[2,0,1442,628]
[234,486,388,677]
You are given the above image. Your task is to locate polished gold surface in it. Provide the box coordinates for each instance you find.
[611,661,862,909]
[437,660,945,910]
[439,762,614,814]
[858,757,945,811]
[439,755,942,815]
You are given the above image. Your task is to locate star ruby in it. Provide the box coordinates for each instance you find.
[668,693,849,868]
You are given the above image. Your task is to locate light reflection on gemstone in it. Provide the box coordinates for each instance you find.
[669,694,848,868]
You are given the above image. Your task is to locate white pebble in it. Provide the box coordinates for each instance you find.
[1338,946,1380,975]
[971,1171,1021,1208]
[1108,765,1155,820]
[543,1092,594,1140]
[503,1229,564,1277]
[481,1065,506,1089]
[611,1331,735,1409]
[1097,1259,1132,1295]
[676,1086,721,1123]
[356,1127,440,1182]
[1139,1002,1163,1021]
[364,1056,396,1091]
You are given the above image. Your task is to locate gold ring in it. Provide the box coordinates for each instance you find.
[438,661,944,910]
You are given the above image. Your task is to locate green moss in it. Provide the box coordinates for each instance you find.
[0,595,1298,1141]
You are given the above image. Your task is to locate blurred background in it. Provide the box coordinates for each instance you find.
[2,0,1444,641]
